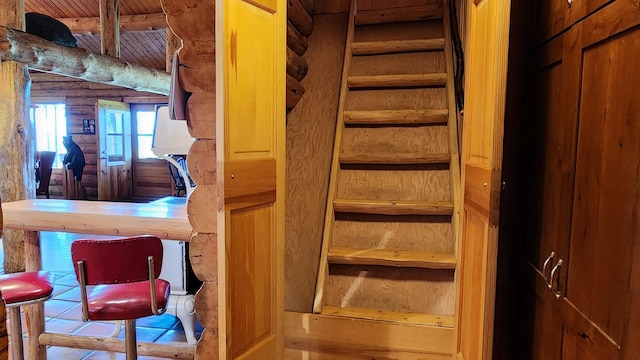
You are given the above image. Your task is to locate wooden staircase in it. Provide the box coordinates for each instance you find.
[313,0,461,333]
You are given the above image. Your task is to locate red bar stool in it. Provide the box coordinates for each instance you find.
[0,271,54,360]
[71,235,170,360]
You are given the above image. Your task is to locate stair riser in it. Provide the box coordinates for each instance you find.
[336,168,452,203]
[345,88,447,112]
[332,213,454,253]
[341,125,449,155]
[354,20,444,43]
[351,52,446,77]
[324,264,455,316]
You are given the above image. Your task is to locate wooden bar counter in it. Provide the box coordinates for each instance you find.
[0,199,194,360]
[1,199,191,241]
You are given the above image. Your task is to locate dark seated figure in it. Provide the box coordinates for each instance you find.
[35,151,56,199]
[62,136,85,181]
[25,12,78,48]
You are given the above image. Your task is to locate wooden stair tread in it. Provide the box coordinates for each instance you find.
[333,199,454,216]
[322,306,455,327]
[354,5,444,26]
[328,247,456,269]
[352,38,445,55]
[343,109,448,125]
[348,73,447,89]
[339,152,451,165]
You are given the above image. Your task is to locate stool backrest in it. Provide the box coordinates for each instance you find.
[71,236,164,285]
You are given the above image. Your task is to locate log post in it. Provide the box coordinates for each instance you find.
[161,0,218,358]
[99,0,120,57]
[0,0,32,274]
[0,26,170,95]
[166,26,181,73]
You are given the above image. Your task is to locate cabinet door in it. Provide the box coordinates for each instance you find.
[566,0,615,28]
[534,0,567,45]
[525,2,640,359]
[560,4,640,358]
[524,33,574,282]
[522,264,564,360]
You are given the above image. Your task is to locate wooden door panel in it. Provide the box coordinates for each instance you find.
[96,99,132,201]
[220,0,285,358]
[227,205,275,357]
[226,1,276,160]
[458,206,492,358]
[457,0,510,358]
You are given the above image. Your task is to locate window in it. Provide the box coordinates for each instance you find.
[30,103,67,168]
[105,111,125,163]
[132,104,162,160]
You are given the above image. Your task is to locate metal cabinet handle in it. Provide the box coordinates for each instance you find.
[542,251,555,288]
[550,259,564,299]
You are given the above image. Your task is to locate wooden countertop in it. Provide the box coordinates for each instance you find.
[1,199,191,241]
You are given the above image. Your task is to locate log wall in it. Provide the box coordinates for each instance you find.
[30,72,169,200]
[285,13,348,312]
[286,0,315,111]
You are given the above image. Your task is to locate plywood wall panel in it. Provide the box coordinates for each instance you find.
[285,13,348,312]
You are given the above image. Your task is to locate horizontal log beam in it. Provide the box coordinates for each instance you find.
[287,21,308,57]
[58,13,167,35]
[0,26,170,95]
[286,74,305,111]
[286,46,308,81]
[39,332,195,359]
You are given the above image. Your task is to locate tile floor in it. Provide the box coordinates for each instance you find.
[0,231,202,359]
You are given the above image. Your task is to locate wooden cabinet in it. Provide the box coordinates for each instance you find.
[523,1,640,359]
[534,0,567,45]
[533,0,615,45]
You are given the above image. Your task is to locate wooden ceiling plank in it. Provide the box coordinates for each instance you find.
[59,13,167,35]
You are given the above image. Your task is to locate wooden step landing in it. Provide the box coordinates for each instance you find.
[328,247,456,269]
[344,109,448,125]
[339,152,450,165]
[333,199,454,216]
[321,306,455,327]
[352,38,445,55]
[348,73,447,89]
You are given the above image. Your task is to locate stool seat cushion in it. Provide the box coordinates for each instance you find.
[86,279,170,321]
[0,271,54,305]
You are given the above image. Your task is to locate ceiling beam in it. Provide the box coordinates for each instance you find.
[0,25,170,95]
[58,12,167,35]
[99,0,120,57]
